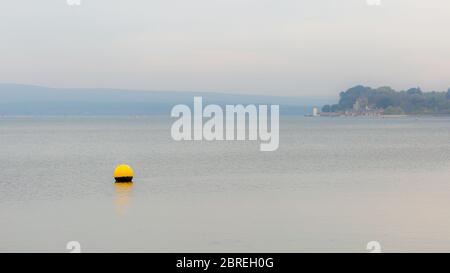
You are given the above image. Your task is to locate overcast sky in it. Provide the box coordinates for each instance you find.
[0,0,449,97]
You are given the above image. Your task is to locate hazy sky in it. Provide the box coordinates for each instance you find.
[0,0,449,96]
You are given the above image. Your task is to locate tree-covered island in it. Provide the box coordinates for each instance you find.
[322,86,450,116]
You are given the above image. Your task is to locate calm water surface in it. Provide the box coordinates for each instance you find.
[0,116,450,252]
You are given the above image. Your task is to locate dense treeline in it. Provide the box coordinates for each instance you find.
[322,86,450,115]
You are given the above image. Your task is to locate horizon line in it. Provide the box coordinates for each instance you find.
[0,82,335,100]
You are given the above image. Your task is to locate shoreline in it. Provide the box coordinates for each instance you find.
[318,113,450,118]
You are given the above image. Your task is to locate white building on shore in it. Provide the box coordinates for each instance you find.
[312,106,319,117]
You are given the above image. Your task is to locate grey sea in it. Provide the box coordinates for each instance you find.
[1,116,450,253]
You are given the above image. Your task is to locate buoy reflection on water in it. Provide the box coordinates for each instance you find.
[114,182,133,215]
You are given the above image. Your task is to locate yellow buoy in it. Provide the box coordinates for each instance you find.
[114,164,134,183]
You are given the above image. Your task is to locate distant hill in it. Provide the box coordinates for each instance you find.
[0,84,333,116]
[322,85,450,115]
